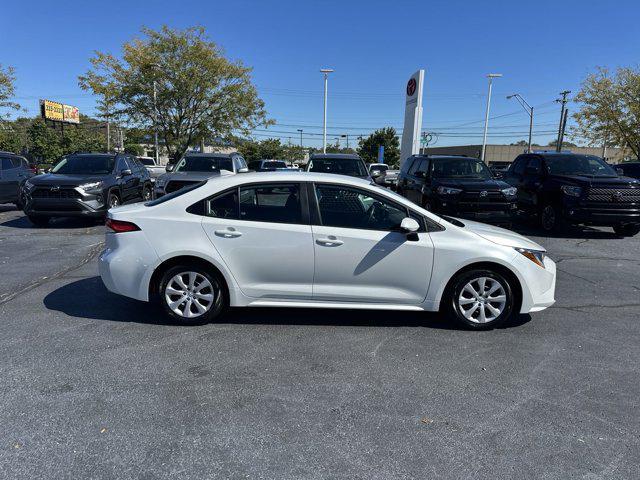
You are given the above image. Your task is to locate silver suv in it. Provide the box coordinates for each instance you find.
[0,152,34,207]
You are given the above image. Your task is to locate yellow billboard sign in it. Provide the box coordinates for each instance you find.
[40,99,80,124]
[41,99,64,121]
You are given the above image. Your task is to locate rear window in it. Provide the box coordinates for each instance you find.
[174,156,233,172]
[262,160,287,169]
[145,181,206,206]
[139,158,155,166]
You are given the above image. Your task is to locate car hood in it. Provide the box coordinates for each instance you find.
[548,174,640,188]
[452,218,545,251]
[434,178,511,190]
[29,173,108,186]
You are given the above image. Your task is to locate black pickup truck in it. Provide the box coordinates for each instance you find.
[504,153,640,236]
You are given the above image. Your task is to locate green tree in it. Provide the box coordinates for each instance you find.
[79,26,271,161]
[28,119,63,162]
[546,139,577,148]
[124,143,145,156]
[357,127,400,166]
[237,138,286,162]
[573,66,640,157]
[0,64,20,120]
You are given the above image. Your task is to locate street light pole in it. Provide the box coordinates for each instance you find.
[297,129,303,147]
[320,68,334,154]
[481,73,502,163]
[507,93,534,153]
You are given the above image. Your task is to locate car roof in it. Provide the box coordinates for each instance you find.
[207,171,372,187]
[413,154,480,161]
[67,152,117,158]
[183,152,235,158]
[309,153,362,160]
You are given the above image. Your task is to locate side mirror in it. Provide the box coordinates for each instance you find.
[238,167,249,173]
[400,217,420,233]
[165,164,175,172]
[121,169,132,176]
[616,167,624,176]
[371,170,383,178]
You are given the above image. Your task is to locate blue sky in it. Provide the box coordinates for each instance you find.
[2,0,639,148]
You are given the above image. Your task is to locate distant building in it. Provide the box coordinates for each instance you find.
[420,144,625,164]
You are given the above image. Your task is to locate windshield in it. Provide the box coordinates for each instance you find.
[308,158,368,177]
[51,155,115,175]
[432,158,493,179]
[262,160,287,169]
[174,156,233,172]
[545,155,617,177]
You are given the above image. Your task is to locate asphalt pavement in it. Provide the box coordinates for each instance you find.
[0,204,639,479]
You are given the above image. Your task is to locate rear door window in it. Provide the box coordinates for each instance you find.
[239,183,302,224]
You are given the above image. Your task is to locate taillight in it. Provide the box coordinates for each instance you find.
[106,218,140,233]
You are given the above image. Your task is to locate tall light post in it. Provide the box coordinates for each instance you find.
[507,93,534,153]
[320,68,334,153]
[153,80,159,163]
[481,73,502,162]
[297,129,303,147]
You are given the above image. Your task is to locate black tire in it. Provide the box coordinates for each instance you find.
[443,269,515,330]
[107,191,121,209]
[540,203,563,232]
[27,215,50,227]
[16,190,26,210]
[142,184,152,202]
[157,264,227,325]
[613,223,640,237]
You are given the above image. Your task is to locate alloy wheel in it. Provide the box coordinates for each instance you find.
[109,195,120,208]
[143,187,151,201]
[457,276,507,324]
[541,205,556,231]
[164,271,215,319]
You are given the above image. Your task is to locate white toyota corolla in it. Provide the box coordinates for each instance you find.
[99,171,556,329]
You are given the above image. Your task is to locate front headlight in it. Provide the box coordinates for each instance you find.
[561,185,582,197]
[514,247,546,268]
[79,181,103,192]
[436,186,462,195]
[501,187,517,196]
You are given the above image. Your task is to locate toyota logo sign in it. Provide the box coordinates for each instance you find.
[480,190,488,197]
[406,78,417,96]
[50,186,60,192]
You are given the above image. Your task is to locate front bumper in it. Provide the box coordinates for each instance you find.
[23,192,107,217]
[436,198,518,224]
[563,204,640,226]
[514,254,557,314]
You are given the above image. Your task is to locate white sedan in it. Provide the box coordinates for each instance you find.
[99,171,556,329]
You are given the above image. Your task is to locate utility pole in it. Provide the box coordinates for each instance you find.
[153,80,159,162]
[507,93,534,153]
[341,134,349,149]
[481,73,502,163]
[555,90,571,152]
[320,68,334,153]
[297,129,303,147]
[558,108,569,151]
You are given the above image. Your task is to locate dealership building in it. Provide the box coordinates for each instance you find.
[420,144,625,164]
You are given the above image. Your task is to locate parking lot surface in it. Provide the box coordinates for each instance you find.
[1,205,639,479]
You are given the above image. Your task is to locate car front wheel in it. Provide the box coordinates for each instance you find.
[613,223,640,237]
[540,203,563,232]
[444,269,515,330]
[158,265,226,325]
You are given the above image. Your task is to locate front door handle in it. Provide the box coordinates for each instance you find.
[316,237,343,247]
[214,228,242,238]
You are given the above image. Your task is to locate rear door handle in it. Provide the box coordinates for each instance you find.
[316,237,343,247]
[214,229,242,238]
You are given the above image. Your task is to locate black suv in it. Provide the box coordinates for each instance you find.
[396,155,518,224]
[504,153,640,236]
[22,152,152,226]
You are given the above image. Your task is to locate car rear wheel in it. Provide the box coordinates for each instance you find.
[613,223,640,237]
[444,269,515,330]
[158,265,226,325]
[27,215,50,227]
